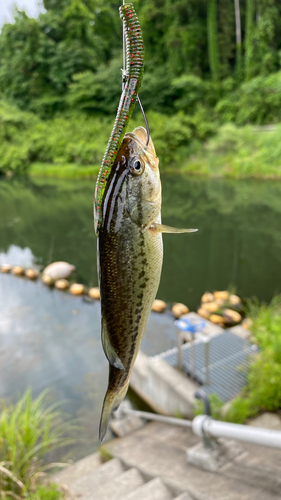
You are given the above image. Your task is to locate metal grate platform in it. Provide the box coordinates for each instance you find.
[151,331,258,402]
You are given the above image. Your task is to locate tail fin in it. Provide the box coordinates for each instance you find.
[99,380,129,443]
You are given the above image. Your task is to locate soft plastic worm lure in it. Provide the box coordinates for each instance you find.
[94,3,144,235]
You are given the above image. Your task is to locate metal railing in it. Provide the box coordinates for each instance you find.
[121,400,281,451]
[192,415,281,449]
[121,408,192,428]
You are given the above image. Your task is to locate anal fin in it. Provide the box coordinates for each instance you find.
[102,320,125,370]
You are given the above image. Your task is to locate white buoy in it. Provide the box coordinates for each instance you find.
[42,261,75,280]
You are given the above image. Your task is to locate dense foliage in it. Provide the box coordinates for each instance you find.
[2,97,281,179]
[1,0,281,176]
[0,99,216,176]
[1,0,281,118]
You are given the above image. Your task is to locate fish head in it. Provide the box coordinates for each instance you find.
[100,126,161,232]
[122,126,161,228]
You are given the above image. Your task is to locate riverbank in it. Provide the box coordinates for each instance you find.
[29,124,281,180]
[30,162,100,180]
[2,97,281,180]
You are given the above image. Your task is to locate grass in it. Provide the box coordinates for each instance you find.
[30,163,100,180]
[0,389,77,498]
[27,484,63,500]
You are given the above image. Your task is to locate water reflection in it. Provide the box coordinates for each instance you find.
[1,176,281,308]
[0,244,37,268]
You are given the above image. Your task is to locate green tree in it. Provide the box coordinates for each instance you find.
[208,0,220,80]
[0,1,120,116]
[234,0,242,78]
[245,0,254,80]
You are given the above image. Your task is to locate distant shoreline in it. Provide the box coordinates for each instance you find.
[29,161,281,181]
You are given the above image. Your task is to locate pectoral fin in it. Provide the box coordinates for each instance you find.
[151,223,198,234]
[102,320,125,370]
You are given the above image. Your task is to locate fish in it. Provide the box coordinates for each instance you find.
[98,126,197,443]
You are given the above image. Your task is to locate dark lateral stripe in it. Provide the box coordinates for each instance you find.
[102,164,120,224]
[104,168,128,233]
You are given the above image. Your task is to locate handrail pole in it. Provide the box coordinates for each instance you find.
[192,415,281,449]
[175,326,183,370]
[120,408,281,450]
[121,408,192,427]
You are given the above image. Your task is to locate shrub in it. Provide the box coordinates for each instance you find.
[27,484,63,500]
[0,100,39,175]
[216,71,281,125]
[67,56,123,115]
[225,296,281,422]
[0,97,217,176]
[224,397,257,424]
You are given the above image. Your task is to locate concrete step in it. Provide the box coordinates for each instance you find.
[52,452,102,488]
[93,467,145,500]
[123,477,173,500]
[174,493,194,500]
[70,458,125,498]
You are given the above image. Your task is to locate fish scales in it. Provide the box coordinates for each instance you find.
[99,146,163,371]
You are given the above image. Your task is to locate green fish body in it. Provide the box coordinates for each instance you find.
[98,126,197,442]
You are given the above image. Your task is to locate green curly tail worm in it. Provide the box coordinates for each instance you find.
[93,3,145,235]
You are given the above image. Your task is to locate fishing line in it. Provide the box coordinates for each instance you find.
[122,0,126,91]
[137,95,150,148]
[122,1,150,148]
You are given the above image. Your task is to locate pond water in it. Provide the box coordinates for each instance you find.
[1,175,281,306]
[0,175,281,458]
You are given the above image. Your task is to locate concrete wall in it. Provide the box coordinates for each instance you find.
[130,351,198,419]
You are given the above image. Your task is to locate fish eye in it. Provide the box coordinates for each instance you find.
[130,157,144,176]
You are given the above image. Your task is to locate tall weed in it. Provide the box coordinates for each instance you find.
[0,389,77,496]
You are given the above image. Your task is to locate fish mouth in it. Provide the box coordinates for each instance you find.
[125,126,159,170]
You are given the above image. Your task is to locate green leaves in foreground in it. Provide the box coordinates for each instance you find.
[27,484,63,500]
[0,389,78,497]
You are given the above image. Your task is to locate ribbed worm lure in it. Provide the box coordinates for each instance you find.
[93,3,145,235]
